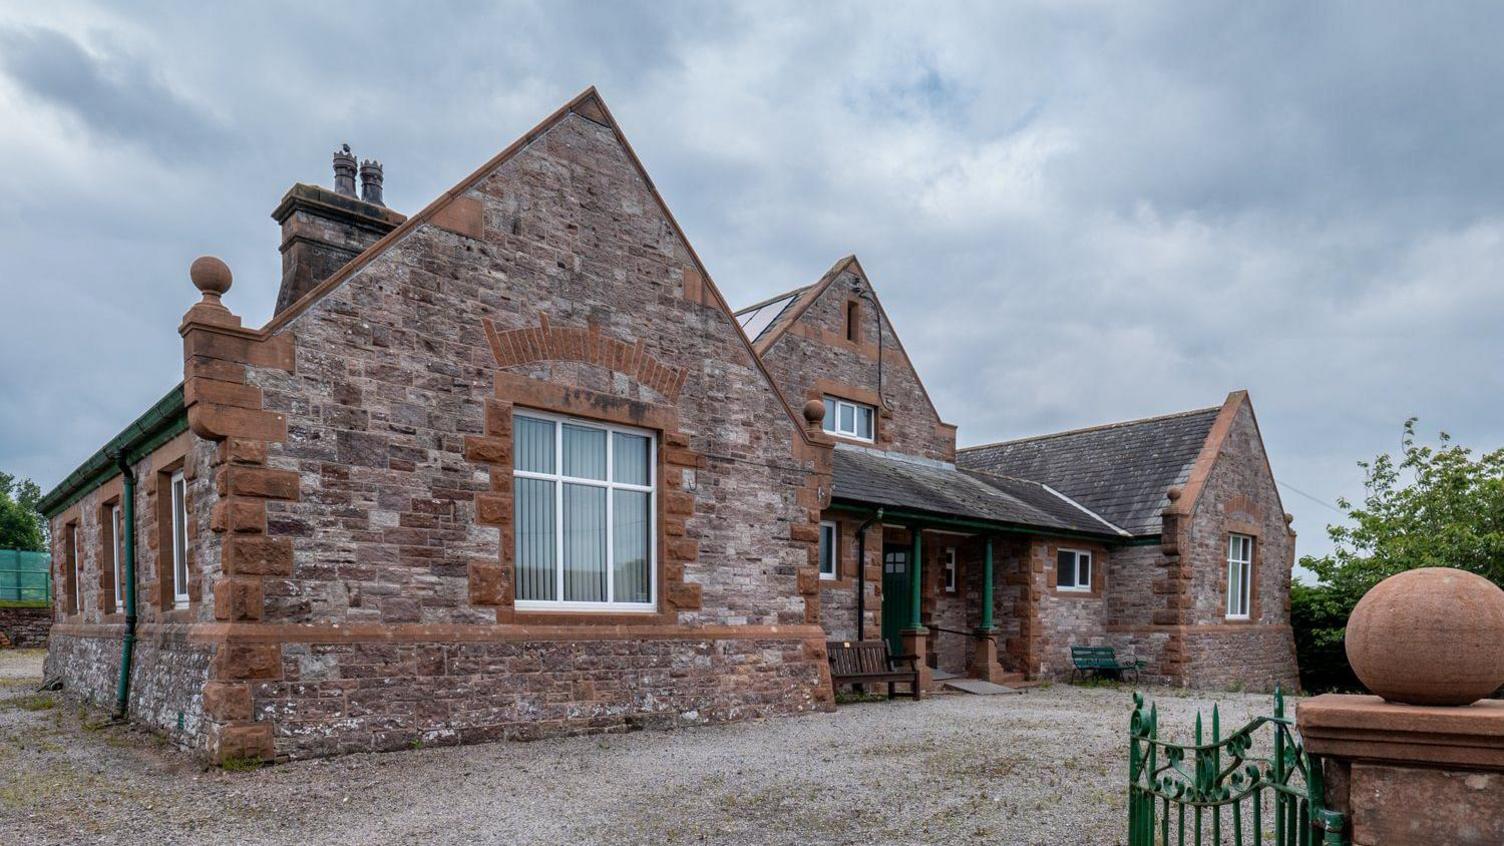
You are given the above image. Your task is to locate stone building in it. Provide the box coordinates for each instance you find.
[735,256,1300,692]
[38,89,1297,762]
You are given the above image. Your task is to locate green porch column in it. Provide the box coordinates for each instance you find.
[909,527,923,630]
[980,536,995,632]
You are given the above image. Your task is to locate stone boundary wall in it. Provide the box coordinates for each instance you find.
[0,605,50,648]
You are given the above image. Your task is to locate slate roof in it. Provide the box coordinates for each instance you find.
[957,406,1221,536]
[831,446,1126,538]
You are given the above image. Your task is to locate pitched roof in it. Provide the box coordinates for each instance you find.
[831,446,1126,538]
[956,405,1223,536]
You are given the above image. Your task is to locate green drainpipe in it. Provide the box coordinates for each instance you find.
[113,452,137,721]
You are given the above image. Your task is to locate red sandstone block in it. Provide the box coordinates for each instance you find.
[484,398,513,436]
[666,537,698,560]
[475,492,511,526]
[219,466,300,501]
[213,577,264,621]
[203,681,253,722]
[185,355,246,384]
[223,536,293,576]
[212,722,275,764]
[191,405,288,443]
[469,560,503,605]
[185,377,263,410]
[663,447,701,469]
[663,492,695,516]
[214,643,282,681]
[464,435,511,465]
[789,523,819,544]
[796,569,820,595]
[218,437,267,466]
[211,499,266,534]
[666,581,701,610]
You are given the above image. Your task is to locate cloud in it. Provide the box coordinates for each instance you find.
[1,1,1502,565]
[0,25,229,161]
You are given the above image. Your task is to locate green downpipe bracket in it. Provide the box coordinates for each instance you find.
[112,453,137,721]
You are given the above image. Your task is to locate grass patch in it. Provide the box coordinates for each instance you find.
[834,690,891,704]
[218,755,266,773]
[0,599,49,609]
[0,694,54,712]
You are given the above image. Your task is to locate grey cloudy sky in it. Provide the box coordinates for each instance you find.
[3,2,1502,567]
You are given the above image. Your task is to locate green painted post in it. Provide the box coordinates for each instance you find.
[980,537,995,631]
[909,528,922,630]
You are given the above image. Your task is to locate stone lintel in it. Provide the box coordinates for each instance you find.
[1297,694,1504,769]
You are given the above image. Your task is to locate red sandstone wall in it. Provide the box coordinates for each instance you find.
[757,268,956,462]
[230,108,831,756]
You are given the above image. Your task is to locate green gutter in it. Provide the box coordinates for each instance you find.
[826,500,1146,544]
[39,384,188,518]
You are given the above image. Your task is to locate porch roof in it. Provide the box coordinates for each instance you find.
[829,446,1130,540]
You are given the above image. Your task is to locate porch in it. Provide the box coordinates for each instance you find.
[821,446,1131,694]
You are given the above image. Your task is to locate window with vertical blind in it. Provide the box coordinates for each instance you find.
[818,522,837,579]
[1226,534,1254,619]
[170,471,189,608]
[513,411,656,611]
[111,504,124,612]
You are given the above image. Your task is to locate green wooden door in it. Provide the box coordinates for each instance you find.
[881,544,911,656]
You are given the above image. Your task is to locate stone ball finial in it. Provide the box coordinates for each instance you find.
[802,399,826,424]
[1346,567,1504,706]
[190,256,232,298]
[1166,486,1182,502]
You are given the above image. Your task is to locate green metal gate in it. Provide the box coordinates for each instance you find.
[1128,689,1345,845]
[0,549,50,603]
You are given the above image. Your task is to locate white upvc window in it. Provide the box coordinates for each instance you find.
[943,547,957,593]
[111,504,124,612]
[70,524,81,614]
[1056,548,1092,592]
[1226,534,1254,619]
[821,396,875,442]
[818,521,838,580]
[513,411,657,612]
[170,471,189,608]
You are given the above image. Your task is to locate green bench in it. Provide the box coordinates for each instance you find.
[1070,645,1146,682]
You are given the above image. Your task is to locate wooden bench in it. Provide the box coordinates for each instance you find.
[1070,645,1146,682]
[827,640,921,699]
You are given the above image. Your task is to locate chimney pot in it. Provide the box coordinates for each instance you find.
[359,159,385,207]
[332,144,358,197]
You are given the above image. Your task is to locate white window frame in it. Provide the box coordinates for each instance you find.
[111,504,124,612]
[70,524,81,614]
[170,471,189,608]
[1056,548,1092,592]
[943,547,957,593]
[513,410,658,613]
[818,521,838,580]
[1226,534,1254,620]
[821,396,875,443]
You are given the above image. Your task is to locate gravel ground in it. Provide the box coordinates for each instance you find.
[0,649,1294,846]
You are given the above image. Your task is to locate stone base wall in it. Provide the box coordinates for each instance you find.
[1180,625,1299,692]
[250,630,834,760]
[0,605,51,648]
[43,628,214,749]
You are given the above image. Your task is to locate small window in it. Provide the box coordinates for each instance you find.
[111,504,124,612]
[846,300,860,343]
[170,471,189,608]
[68,523,81,614]
[821,396,875,442]
[513,411,657,611]
[818,522,838,580]
[1226,534,1254,619]
[1056,549,1092,592]
[943,547,957,593]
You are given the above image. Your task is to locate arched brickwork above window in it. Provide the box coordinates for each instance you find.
[483,314,688,402]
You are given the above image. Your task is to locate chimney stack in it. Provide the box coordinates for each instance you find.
[332,144,358,197]
[359,159,384,206]
[270,144,406,314]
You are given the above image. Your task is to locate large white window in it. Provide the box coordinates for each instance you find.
[170,471,189,608]
[1056,548,1092,592]
[111,504,124,612]
[943,547,957,593]
[821,396,875,442]
[513,411,656,611]
[1226,534,1254,619]
[818,521,838,580]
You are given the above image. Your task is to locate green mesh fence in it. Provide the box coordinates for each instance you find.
[0,549,50,603]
